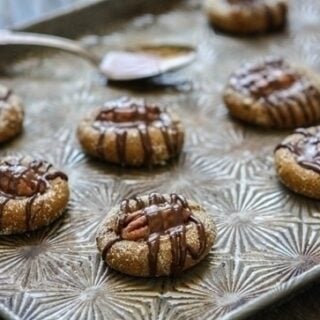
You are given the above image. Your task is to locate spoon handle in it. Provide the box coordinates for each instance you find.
[0,30,99,66]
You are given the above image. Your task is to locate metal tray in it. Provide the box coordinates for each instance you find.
[1,0,320,319]
[0,0,98,29]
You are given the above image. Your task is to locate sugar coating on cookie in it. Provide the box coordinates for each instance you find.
[77,97,184,167]
[204,0,288,35]
[224,57,320,128]
[96,193,216,277]
[0,156,69,235]
[275,126,320,199]
[0,85,24,143]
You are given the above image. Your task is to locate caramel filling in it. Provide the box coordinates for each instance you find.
[95,104,162,125]
[119,203,192,241]
[230,58,300,99]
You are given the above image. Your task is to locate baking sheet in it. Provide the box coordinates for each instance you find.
[1,0,320,319]
[0,0,98,29]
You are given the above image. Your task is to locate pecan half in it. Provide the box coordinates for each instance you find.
[0,164,47,197]
[119,203,191,241]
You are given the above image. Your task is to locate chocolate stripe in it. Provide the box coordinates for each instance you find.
[0,198,10,230]
[278,2,287,29]
[25,195,37,230]
[265,97,287,127]
[262,99,280,127]
[264,4,275,31]
[291,93,310,125]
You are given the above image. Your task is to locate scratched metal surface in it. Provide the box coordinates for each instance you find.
[0,0,98,28]
[0,0,320,319]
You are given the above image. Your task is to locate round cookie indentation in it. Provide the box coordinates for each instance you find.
[0,85,24,143]
[204,0,288,35]
[223,58,320,129]
[77,97,185,167]
[96,193,216,277]
[0,156,69,235]
[275,126,320,199]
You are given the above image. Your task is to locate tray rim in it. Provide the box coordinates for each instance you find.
[224,266,320,320]
[9,0,105,31]
[1,1,320,319]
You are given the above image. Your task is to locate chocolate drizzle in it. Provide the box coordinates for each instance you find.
[263,4,275,31]
[103,193,207,276]
[262,2,287,32]
[277,2,288,30]
[0,158,68,231]
[45,171,68,181]
[228,58,320,127]
[93,99,181,165]
[276,128,320,174]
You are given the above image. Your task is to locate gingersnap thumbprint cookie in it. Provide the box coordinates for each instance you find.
[224,58,320,129]
[0,85,24,143]
[204,0,288,35]
[275,127,320,199]
[96,193,216,277]
[77,98,184,167]
[0,156,69,235]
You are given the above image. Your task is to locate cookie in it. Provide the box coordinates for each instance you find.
[0,85,24,143]
[223,57,320,129]
[204,0,288,35]
[0,156,69,235]
[96,193,216,277]
[275,126,320,199]
[77,97,184,167]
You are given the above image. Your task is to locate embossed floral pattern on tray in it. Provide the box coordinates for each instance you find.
[1,0,320,319]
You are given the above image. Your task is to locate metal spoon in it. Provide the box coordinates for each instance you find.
[0,30,196,81]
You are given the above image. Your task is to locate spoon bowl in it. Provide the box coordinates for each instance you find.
[0,30,196,81]
[100,44,196,81]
